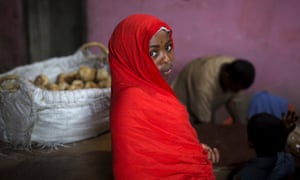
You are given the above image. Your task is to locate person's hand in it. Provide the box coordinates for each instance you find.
[282,110,299,133]
[202,143,220,164]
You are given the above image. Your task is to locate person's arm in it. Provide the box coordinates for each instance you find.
[282,110,299,133]
[201,143,220,164]
[191,66,216,123]
[225,92,253,124]
[190,91,213,124]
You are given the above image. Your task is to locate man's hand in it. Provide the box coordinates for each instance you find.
[282,110,299,132]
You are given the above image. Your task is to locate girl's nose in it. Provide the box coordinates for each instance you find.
[161,52,170,63]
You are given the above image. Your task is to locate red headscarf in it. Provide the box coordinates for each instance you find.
[109,14,214,180]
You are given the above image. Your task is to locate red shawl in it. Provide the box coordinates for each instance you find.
[108,14,214,180]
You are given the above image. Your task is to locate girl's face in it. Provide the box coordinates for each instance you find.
[149,29,174,80]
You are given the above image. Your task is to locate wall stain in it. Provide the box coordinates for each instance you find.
[236,0,275,40]
[280,28,300,44]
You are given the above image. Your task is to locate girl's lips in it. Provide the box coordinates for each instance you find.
[160,64,172,72]
[163,68,172,76]
[160,64,173,78]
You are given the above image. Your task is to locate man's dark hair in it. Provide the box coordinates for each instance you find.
[225,59,255,88]
[247,113,289,157]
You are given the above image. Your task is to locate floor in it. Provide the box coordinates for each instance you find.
[1,124,291,180]
[0,132,113,180]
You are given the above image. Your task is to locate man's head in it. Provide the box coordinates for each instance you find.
[220,59,255,92]
[247,113,288,157]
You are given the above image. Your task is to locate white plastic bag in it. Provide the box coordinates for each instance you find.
[0,42,111,149]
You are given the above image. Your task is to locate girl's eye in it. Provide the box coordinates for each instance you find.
[166,44,172,52]
[150,51,158,58]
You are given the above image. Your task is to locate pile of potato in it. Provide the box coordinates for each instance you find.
[32,66,111,90]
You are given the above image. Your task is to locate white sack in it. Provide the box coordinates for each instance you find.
[0,42,111,149]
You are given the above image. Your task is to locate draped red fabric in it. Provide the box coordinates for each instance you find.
[108,14,215,180]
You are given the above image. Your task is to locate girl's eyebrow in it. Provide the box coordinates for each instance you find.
[165,40,172,45]
[150,40,172,48]
[149,44,160,48]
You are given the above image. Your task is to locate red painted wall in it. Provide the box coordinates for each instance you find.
[86,0,300,114]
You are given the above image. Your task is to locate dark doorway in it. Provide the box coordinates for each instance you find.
[24,0,86,62]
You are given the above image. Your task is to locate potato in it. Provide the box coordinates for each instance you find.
[56,71,77,84]
[98,76,111,88]
[78,66,96,82]
[96,68,109,82]
[85,81,99,89]
[34,74,50,87]
[57,81,69,90]
[46,83,59,91]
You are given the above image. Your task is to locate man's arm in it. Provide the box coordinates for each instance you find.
[225,92,253,124]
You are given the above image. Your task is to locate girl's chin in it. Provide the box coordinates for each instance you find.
[161,74,170,80]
